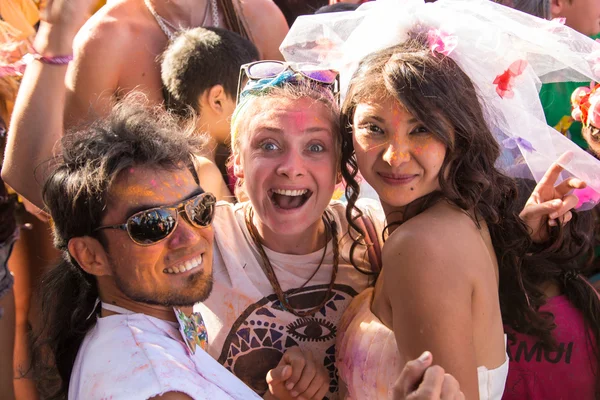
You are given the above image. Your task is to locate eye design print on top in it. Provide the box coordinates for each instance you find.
[217,284,358,398]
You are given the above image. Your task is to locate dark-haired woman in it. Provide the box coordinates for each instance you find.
[336,40,521,400]
[275,1,599,399]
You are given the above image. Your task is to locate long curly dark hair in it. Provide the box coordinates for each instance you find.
[341,37,531,276]
[340,36,600,395]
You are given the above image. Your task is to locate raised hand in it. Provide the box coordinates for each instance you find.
[40,0,97,37]
[520,153,586,243]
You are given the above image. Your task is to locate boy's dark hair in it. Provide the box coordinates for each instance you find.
[161,27,259,118]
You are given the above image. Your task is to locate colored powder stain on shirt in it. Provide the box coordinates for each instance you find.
[133,363,150,373]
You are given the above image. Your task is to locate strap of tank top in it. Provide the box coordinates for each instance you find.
[360,215,382,274]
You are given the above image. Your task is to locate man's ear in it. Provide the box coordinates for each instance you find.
[233,152,244,179]
[550,0,566,18]
[206,85,228,115]
[68,237,112,277]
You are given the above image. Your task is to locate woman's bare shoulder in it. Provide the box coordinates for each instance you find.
[382,202,486,285]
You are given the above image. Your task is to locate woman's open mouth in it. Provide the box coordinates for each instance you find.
[268,188,313,210]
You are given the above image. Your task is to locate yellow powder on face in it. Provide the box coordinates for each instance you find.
[112,184,157,199]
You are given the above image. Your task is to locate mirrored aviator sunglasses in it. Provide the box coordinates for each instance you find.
[95,192,216,246]
[236,60,339,102]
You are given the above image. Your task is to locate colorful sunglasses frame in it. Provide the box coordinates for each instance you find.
[236,60,340,104]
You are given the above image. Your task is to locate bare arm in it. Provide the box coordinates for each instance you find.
[383,226,480,399]
[2,22,75,209]
[242,0,289,60]
[193,156,234,203]
[0,289,15,400]
[63,17,123,127]
[2,1,121,209]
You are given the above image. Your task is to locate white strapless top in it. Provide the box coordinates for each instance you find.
[336,288,508,399]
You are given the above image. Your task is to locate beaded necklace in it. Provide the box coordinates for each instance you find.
[244,205,339,317]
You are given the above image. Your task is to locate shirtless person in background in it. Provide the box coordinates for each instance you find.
[64,0,288,126]
[5,0,287,208]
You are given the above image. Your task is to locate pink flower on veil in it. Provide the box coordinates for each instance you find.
[493,59,528,99]
[427,29,458,57]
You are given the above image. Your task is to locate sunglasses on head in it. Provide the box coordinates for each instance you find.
[95,192,216,246]
[236,60,340,103]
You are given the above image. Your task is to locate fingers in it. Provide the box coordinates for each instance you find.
[520,199,562,221]
[534,152,578,195]
[440,373,461,400]
[554,177,587,197]
[536,160,566,191]
[279,347,329,400]
[397,351,433,395]
[408,365,445,399]
[313,379,330,400]
[289,359,316,398]
[453,392,466,400]
[284,348,308,392]
[549,211,572,227]
[294,365,327,399]
[266,365,292,386]
[548,193,579,225]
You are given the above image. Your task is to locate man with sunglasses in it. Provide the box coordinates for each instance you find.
[29,100,267,399]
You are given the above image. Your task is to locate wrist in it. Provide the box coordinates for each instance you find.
[33,22,77,56]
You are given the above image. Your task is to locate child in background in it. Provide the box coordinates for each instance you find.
[539,0,600,148]
[502,178,600,399]
[161,27,259,201]
[571,83,600,290]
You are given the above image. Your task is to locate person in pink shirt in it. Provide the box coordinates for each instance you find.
[502,179,600,399]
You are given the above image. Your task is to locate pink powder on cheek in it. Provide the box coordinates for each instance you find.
[150,179,157,187]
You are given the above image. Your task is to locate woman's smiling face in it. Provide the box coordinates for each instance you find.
[352,98,447,210]
[234,96,338,236]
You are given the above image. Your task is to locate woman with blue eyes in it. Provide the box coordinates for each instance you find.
[195,72,386,399]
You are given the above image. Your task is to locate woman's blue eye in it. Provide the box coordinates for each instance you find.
[308,143,324,152]
[261,142,279,151]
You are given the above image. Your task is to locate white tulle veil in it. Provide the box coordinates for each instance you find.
[280,0,600,209]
